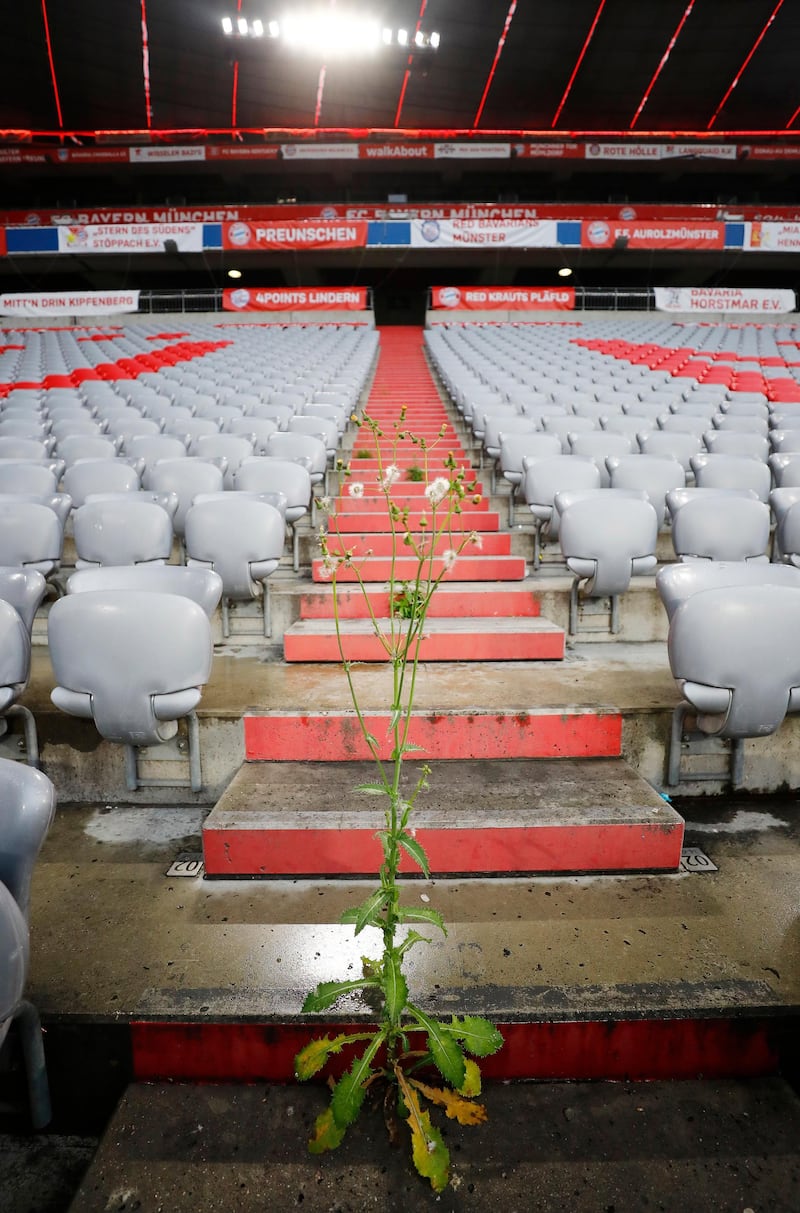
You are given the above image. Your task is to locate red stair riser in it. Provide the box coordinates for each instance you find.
[312,555,526,581]
[244,710,622,761]
[332,493,488,511]
[283,630,564,663]
[298,587,540,619]
[323,533,511,558]
[130,1018,778,1084]
[202,819,680,877]
[328,510,500,533]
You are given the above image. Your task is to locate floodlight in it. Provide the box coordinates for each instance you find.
[237,17,248,35]
[221,16,233,34]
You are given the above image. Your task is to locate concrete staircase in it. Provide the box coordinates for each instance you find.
[204,326,684,880]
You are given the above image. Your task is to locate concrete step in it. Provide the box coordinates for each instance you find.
[312,553,527,582]
[243,707,622,762]
[283,615,565,662]
[202,757,682,877]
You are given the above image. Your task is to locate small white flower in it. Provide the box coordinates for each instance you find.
[469,531,483,549]
[381,464,401,489]
[424,477,450,506]
[441,548,458,571]
[348,481,365,498]
[318,495,332,511]
[319,554,341,580]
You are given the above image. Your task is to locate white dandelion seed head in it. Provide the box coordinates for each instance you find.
[319,554,340,580]
[348,481,365,498]
[469,531,483,549]
[441,548,458,571]
[425,476,450,506]
[381,464,401,489]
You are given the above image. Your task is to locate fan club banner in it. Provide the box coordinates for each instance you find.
[654,287,796,314]
[222,220,368,250]
[223,287,368,312]
[749,222,800,251]
[0,290,140,316]
[581,220,725,250]
[55,223,204,254]
[431,287,575,311]
[411,219,558,248]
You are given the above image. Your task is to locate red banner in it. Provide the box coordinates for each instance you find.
[222,220,368,250]
[7,200,800,229]
[431,286,575,311]
[223,287,369,312]
[581,220,726,250]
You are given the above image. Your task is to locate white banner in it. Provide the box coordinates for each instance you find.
[434,143,511,159]
[281,143,359,160]
[410,219,558,248]
[750,222,800,251]
[654,287,796,314]
[585,142,738,161]
[0,290,140,316]
[56,223,204,254]
[128,145,207,163]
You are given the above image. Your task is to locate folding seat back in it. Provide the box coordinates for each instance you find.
[523,455,601,557]
[567,432,634,487]
[72,498,173,568]
[0,503,62,576]
[0,465,57,499]
[667,585,800,737]
[226,417,279,452]
[0,599,32,712]
[192,434,255,488]
[690,453,771,501]
[0,759,56,916]
[769,453,800,488]
[185,496,285,634]
[606,455,685,527]
[658,414,708,437]
[66,565,223,618]
[62,459,140,508]
[555,490,658,598]
[0,567,48,635]
[264,433,327,484]
[57,435,120,465]
[600,414,656,437]
[123,434,188,474]
[287,415,340,457]
[542,415,596,452]
[669,492,770,562]
[0,438,49,462]
[638,430,703,471]
[234,457,311,521]
[48,590,213,745]
[703,430,769,460]
[657,560,800,622]
[713,413,769,435]
[144,458,225,537]
[773,497,800,567]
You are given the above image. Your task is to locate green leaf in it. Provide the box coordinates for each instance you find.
[459,1058,483,1098]
[449,1015,505,1058]
[397,904,447,935]
[330,1032,385,1129]
[383,953,408,1024]
[354,781,387,796]
[397,929,431,958]
[397,833,431,878]
[364,732,380,752]
[409,1006,466,1090]
[295,1034,350,1081]
[398,741,426,755]
[301,978,379,1014]
[354,888,390,935]
[308,1105,347,1154]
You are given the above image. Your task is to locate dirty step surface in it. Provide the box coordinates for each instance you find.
[202,757,682,877]
[283,615,566,662]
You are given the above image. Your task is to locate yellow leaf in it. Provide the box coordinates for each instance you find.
[308,1105,347,1155]
[459,1059,482,1099]
[409,1078,488,1127]
[396,1069,450,1192]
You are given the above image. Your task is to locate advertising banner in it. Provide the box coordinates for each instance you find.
[581,220,725,250]
[56,223,204,254]
[281,143,359,160]
[749,223,800,251]
[431,286,575,311]
[223,287,368,311]
[411,219,558,248]
[433,143,510,159]
[584,143,738,161]
[654,287,796,314]
[222,220,368,250]
[0,290,140,316]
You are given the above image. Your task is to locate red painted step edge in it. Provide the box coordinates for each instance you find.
[283,627,564,663]
[299,586,540,619]
[131,1018,779,1084]
[202,818,682,877]
[244,710,622,762]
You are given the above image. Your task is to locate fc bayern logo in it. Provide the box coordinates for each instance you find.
[587,221,611,245]
[228,222,252,247]
[421,219,441,243]
[439,287,462,308]
[230,289,251,310]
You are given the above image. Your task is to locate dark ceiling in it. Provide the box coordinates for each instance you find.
[3,0,800,138]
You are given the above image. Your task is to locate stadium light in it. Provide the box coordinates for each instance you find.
[221,13,440,53]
